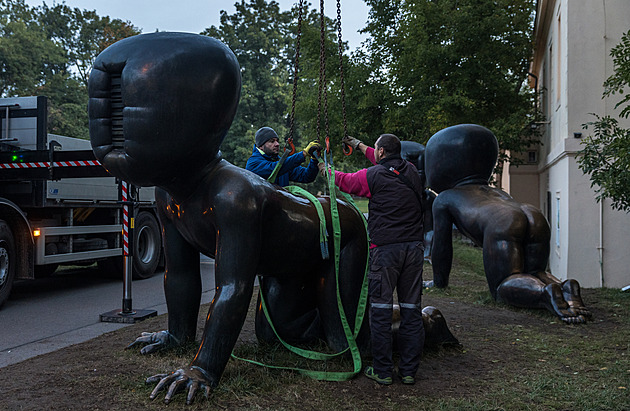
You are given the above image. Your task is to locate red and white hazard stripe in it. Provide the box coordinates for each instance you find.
[52,160,101,167]
[122,181,129,256]
[0,162,50,169]
[0,160,101,169]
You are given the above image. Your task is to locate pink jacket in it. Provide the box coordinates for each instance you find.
[334,147,377,198]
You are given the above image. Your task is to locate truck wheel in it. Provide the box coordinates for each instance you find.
[0,220,16,308]
[132,211,161,279]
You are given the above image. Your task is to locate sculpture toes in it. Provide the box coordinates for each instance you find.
[578,307,592,317]
[561,315,586,324]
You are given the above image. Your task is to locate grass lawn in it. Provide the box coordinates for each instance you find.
[2,239,629,410]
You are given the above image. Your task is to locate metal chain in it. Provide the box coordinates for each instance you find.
[336,0,348,139]
[288,0,304,144]
[316,0,327,143]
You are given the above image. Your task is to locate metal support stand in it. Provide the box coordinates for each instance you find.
[101,181,157,324]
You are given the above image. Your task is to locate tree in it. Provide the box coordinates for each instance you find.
[359,0,539,159]
[37,3,140,87]
[578,30,630,212]
[0,0,66,96]
[0,0,139,138]
[202,0,349,172]
[202,0,293,166]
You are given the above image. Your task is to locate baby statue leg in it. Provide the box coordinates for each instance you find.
[521,204,590,318]
[255,275,322,345]
[496,274,585,323]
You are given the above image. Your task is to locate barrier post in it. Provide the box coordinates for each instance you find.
[100,180,157,323]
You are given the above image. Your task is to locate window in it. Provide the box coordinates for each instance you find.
[555,193,561,250]
[528,151,537,163]
[556,13,561,104]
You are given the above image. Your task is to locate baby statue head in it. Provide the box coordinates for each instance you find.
[424,124,498,193]
[88,32,241,188]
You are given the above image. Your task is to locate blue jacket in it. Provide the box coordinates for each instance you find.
[245,145,319,187]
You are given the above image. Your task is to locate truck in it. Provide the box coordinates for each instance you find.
[0,96,163,308]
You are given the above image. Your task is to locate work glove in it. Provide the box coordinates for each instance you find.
[342,136,362,150]
[303,140,322,160]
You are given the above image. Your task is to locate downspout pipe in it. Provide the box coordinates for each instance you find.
[598,200,604,287]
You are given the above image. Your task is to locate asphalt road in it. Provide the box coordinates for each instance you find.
[0,255,216,368]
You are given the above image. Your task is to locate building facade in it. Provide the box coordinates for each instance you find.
[504,0,630,288]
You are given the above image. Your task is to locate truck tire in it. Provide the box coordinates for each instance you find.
[133,211,161,279]
[0,220,16,308]
[98,211,162,280]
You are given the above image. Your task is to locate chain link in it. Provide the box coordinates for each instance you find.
[336,0,348,139]
[316,0,327,143]
[288,0,304,145]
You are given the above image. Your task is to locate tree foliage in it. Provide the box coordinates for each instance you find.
[0,0,139,139]
[578,116,630,211]
[203,0,293,166]
[578,30,630,212]
[603,30,630,119]
[2,0,541,168]
[360,0,539,158]
[202,0,352,171]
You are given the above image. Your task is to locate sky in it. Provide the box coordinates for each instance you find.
[24,0,370,51]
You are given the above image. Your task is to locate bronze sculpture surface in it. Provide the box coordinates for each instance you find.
[89,32,462,404]
[89,32,370,404]
[425,124,590,324]
[400,141,434,260]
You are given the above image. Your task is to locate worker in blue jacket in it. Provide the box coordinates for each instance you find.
[246,126,320,187]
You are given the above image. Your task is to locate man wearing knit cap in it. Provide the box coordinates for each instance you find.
[246,126,321,187]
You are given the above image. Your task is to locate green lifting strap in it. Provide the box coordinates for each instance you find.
[232,161,369,381]
[285,186,329,260]
[267,149,290,184]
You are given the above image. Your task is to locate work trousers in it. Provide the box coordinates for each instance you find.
[368,241,425,378]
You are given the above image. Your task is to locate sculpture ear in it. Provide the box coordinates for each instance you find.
[88,67,113,161]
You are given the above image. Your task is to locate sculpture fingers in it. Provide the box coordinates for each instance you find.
[128,330,177,354]
[145,373,170,384]
[140,342,165,355]
[126,332,155,349]
[164,375,189,404]
[186,381,200,405]
[149,370,182,400]
[147,366,213,404]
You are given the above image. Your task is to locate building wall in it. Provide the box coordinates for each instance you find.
[528,0,630,288]
[504,164,539,207]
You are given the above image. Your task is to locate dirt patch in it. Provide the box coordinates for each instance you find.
[1,278,621,411]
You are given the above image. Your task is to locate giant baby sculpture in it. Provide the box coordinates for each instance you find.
[88,32,370,404]
[425,124,590,324]
[400,141,434,260]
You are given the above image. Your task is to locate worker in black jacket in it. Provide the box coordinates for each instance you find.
[320,133,425,385]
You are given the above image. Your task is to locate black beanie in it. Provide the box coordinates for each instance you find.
[255,127,279,147]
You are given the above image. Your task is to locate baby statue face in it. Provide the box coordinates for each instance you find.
[424,124,499,193]
[89,32,241,188]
